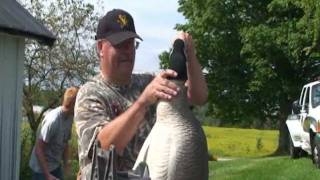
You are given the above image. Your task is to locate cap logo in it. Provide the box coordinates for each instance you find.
[117,14,128,28]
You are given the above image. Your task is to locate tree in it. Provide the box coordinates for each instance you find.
[172,0,320,153]
[159,49,171,69]
[21,0,100,139]
[170,0,272,126]
[241,0,320,153]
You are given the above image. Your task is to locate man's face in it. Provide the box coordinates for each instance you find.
[98,38,136,85]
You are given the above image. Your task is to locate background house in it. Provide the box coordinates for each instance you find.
[0,0,55,179]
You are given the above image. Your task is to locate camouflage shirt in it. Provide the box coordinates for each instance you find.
[74,73,156,175]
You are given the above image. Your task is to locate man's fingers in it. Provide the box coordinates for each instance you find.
[159,79,179,91]
[159,85,178,96]
[155,91,172,100]
[159,69,177,78]
[141,69,181,105]
[153,82,179,101]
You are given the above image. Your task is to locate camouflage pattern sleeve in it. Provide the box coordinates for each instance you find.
[75,73,156,172]
[74,81,111,167]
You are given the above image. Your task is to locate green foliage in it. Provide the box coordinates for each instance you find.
[23,86,61,107]
[159,50,171,69]
[172,0,320,152]
[174,0,320,126]
[256,137,264,151]
[211,157,320,180]
[20,122,34,180]
[21,0,99,135]
[173,0,273,125]
[204,126,278,157]
[69,125,80,161]
[193,104,218,126]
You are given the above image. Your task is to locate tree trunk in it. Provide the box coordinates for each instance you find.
[275,100,291,155]
[275,117,289,155]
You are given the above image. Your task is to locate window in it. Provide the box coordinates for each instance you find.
[304,87,310,110]
[312,84,320,108]
[300,87,306,106]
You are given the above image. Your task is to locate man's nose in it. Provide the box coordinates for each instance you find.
[121,43,135,52]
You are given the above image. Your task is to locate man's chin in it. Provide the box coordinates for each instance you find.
[120,65,134,74]
[117,71,133,84]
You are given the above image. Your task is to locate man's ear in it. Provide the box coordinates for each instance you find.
[97,41,103,56]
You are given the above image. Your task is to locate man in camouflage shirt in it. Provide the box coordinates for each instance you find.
[75,9,208,179]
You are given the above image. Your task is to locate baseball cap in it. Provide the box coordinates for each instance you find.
[95,9,142,45]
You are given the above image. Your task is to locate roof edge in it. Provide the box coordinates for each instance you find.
[0,27,55,46]
[0,1,56,46]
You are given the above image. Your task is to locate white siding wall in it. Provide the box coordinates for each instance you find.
[0,33,24,180]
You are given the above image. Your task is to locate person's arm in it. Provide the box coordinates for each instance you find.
[63,143,70,177]
[177,32,208,105]
[35,139,58,180]
[97,70,179,154]
[97,98,147,154]
[63,143,69,166]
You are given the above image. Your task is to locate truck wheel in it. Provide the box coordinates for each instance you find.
[312,138,320,168]
[289,135,300,158]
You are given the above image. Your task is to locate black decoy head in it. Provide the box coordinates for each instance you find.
[168,39,188,81]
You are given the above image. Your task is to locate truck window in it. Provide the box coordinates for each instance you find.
[312,84,320,108]
[304,87,310,109]
[300,87,306,106]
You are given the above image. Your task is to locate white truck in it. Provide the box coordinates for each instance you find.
[286,80,320,168]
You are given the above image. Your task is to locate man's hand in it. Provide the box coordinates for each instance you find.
[63,161,71,178]
[175,32,196,61]
[63,144,70,178]
[35,139,60,180]
[47,173,59,180]
[138,69,180,106]
[174,31,209,105]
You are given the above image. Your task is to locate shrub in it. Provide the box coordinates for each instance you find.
[20,123,33,180]
[256,137,263,151]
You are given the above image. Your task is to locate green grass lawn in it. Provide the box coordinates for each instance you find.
[211,156,320,180]
[21,124,299,179]
[204,126,279,158]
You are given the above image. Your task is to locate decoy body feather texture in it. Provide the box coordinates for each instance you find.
[133,39,208,180]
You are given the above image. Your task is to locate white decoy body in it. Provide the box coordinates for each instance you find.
[133,80,208,180]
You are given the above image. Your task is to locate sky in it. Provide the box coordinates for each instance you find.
[97,0,186,73]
